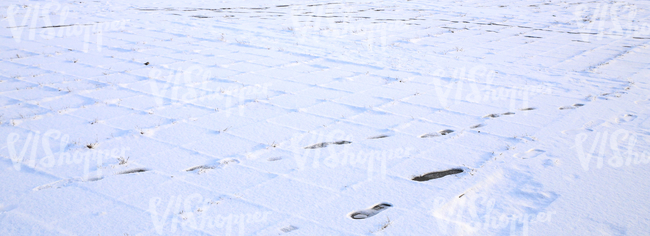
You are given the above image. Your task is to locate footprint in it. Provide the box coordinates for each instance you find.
[85,176,104,181]
[560,103,585,110]
[280,225,298,233]
[118,168,149,175]
[220,158,240,166]
[368,134,389,139]
[519,107,536,111]
[543,159,559,167]
[185,165,216,173]
[348,203,393,220]
[304,142,328,149]
[0,204,17,214]
[514,149,546,159]
[184,159,239,173]
[439,129,454,135]
[483,114,500,118]
[34,167,147,191]
[470,124,485,129]
[34,179,76,191]
[304,140,352,149]
[419,133,439,138]
[331,140,352,145]
[267,157,282,161]
[634,99,650,106]
[502,112,515,115]
[616,114,637,123]
[412,168,463,182]
[420,129,454,138]
[33,177,103,191]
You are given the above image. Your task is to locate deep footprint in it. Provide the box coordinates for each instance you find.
[304,140,352,149]
[368,134,389,139]
[348,203,393,220]
[420,129,454,138]
[412,168,463,182]
[304,142,329,149]
[331,140,352,145]
[439,129,454,135]
[118,168,149,175]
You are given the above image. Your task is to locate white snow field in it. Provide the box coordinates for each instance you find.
[1,0,650,235]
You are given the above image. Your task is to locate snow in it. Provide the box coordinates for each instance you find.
[1,0,649,235]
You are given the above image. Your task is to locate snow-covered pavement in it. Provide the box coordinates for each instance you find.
[1,0,649,235]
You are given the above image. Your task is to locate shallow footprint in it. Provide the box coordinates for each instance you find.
[33,176,103,191]
[280,225,298,233]
[419,133,439,138]
[560,103,584,110]
[616,114,637,123]
[34,179,79,191]
[470,124,485,129]
[412,168,463,182]
[0,204,17,214]
[185,165,216,174]
[348,203,393,220]
[514,149,546,159]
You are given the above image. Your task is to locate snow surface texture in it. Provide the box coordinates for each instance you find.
[0,0,649,235]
